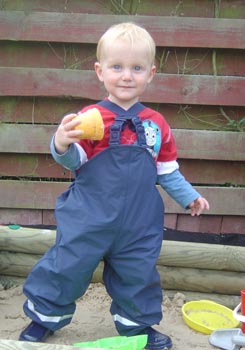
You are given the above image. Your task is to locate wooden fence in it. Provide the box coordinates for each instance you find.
[0,1,244,235]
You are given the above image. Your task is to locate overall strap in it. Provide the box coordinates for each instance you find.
[97,100,147,147]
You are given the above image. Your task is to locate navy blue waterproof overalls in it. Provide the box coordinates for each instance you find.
[23,101,165,336]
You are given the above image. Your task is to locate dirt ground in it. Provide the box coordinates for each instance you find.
[0,283,217,349]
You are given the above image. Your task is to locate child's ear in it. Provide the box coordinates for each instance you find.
[147,65,156,83]
[94,62,104,82]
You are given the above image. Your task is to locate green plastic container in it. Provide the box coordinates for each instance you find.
[73,335,147,350]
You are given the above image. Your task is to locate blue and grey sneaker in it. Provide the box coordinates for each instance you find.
[19,321,53,342]
[141,327,172,350]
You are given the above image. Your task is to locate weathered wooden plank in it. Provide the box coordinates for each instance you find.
[0,180,244,215]
[1,97,244,133]
[173,129,245,161]
[2,1,244,20]
[0,0,216,17]
[0,339,100,350]
[150,73,245,106]
[1,67,244,106]
[0,154,72,179]
[1,154,244,185]
[222,216,245,234]
[0,124,56,154]
[0,180,65,210]
[0,96,89,124]
[0,209,244,234]
[0,0,108,14]
[219,0,245,19]
[159,186,245,215]
[0,12,244,49]
[0,68,106,100]
[178,159,245,186]
[1,124,244,161]
[174,213,245,235]
[165,187,245,215]
[0,208,43,226]
[0,41,96,70]
[1,44,244,81]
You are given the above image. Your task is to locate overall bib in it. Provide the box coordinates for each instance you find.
[23,102,165,336]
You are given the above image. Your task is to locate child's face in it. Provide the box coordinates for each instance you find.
[95,38,156,110]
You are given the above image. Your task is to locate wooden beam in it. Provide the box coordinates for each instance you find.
[76,260,245,295]
[1,226,245,272]
[178,159,245,186]
[0,226,56,254]
[158,240,245,272]
[157,265,244,295]
[157,265,245,295]
[0,339,101,350]
[0,154,72,180]
[158,186,245,215]
[0,251,42,277]
[0,67,244,106]
[0,180,244,215]
[150,73,245,106]
[0,12,244,49]
[95,262,245,295]
[1,155,245,185]
[1,124,244,161]
[1,97,244,127]
[0,180,65,210]
[174,129,245,161]
[0,252,244,295]
[0,124,56,154]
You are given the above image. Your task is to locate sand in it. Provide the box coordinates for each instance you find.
[0,283,217,349]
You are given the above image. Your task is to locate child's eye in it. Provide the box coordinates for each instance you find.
[113,64,121,70]
[134,65,142,71]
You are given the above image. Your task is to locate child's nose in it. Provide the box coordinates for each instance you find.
[122,68,132,80]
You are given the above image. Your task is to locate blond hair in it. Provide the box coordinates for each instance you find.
[96,22,156,65]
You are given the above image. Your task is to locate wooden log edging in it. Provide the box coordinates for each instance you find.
[0,252,243,296]
[0,226,55,254]
[0,226,244,298]
[158,240,245,272]
[1,226,245,271]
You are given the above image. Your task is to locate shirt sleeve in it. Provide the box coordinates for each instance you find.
[156,160,179,175]
[50,135,88,171]
[157,169,201,209]
[157,121,178,163]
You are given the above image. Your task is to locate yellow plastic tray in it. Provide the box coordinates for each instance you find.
[182,300,240,334]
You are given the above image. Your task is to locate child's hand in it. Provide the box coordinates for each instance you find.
[188,197,210,216]
[54,114,84,154]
